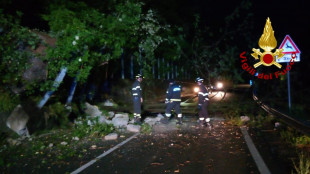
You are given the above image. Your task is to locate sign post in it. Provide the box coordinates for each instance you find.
[276,35,301,112]
[287,63,291,110]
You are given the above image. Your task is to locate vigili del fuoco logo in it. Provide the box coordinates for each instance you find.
[240,17,298,80]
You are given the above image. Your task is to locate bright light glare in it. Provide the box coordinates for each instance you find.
[216,82,223,89]
[215,91,224,98]
[194,87,199,93]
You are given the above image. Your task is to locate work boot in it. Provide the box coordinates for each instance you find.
[205,118,211,123]
[134,117,142,124]
[204,118,212,128]
[136,118,142,124]
[198,118,205,126]
[176,118,183,125]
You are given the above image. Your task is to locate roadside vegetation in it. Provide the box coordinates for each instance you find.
[1,0,308,173]
[0,104,127,173]
[213,88,310,174]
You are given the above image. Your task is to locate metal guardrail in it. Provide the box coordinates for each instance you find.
[253,93,310,136]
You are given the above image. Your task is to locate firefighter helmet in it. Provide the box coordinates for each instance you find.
[135,74,143,79]
[195,77,204,83]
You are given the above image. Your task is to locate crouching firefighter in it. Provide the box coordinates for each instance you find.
[162,80,183,124]
[196,77,210,126]
[132,74,143,124]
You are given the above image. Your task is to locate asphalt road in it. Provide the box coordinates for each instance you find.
[80,117,259,174]
[70,84,280,174]
[1,84,293,174]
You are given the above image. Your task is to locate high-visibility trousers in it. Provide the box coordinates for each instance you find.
[133,96,141,118]
[165,101,182,118]
[198,101,209,121]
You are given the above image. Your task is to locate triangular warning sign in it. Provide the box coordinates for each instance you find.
[278,35,301,54]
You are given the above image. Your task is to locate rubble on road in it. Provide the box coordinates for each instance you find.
[112,113,129,128]
[84,102,102,117]
[127,124,141,133]
[104,133,118,140]
[6,105,30,137]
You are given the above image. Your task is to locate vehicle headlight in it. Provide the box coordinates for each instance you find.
[194,87,199,93]
[216,82,223,89]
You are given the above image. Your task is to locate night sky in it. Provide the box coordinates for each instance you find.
[143,0,309,58]
[251,0,309,54]
[245,0,310,84]
[2,0,309,47]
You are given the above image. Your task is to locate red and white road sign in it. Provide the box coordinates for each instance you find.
[276,35,301,63]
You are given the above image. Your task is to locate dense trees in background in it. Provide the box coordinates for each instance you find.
[42,1,183,81]
[182,1,253,84]
[0,10,41,111]
[0,0,184,110]
[0,0,255,112]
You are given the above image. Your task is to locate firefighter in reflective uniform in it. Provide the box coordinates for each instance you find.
[196,77,210,126]
[163,80,182,124]
[132,74,143,124]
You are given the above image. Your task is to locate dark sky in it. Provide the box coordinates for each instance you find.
[143,0,309,54]
[251,0,309,54]
[143,0,310,83]
[1,0,309,57]
[245,0,310,82]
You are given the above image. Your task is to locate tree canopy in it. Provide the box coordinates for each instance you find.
[0,0,255,111]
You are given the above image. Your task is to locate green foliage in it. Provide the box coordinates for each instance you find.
[141,123,152,134]
[100,109,110,117]
[293,152,310,174]
[186,1,254,83]
[41,0,183,83]
[296,136,310,146]
[0,11,40,93]
[253,114,267,128]
[0,90,19,112]
[229,117,243,126]
[138,9,182,79]
[280,127,310,147]
[280,128,297,146]
[1,0,185,101]
[73,117,115,138]
[42,1,135,84]
[129,113,134,120]
[45,102,69,128]
[29,139,46,153]
[91,121,115,137]
[224,108,241,119]
[70,102,81,116]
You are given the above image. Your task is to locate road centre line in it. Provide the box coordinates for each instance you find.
[71,133,140,174]
[240,126,271,174]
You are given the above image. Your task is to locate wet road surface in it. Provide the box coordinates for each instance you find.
[79,117,259,174]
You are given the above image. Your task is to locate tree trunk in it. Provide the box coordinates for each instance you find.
[37,67,67,109]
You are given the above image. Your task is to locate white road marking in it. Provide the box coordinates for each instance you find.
[240,126,271,174]
[71,133,140,174]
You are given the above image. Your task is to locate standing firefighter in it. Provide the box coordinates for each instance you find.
[132,74,143,124]
[196,77,210,126]
[162,80,182,124]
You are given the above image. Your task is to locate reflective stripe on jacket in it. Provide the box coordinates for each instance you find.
[198,84,209,104]
[132,80,141,98]
[166,83,181,102]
